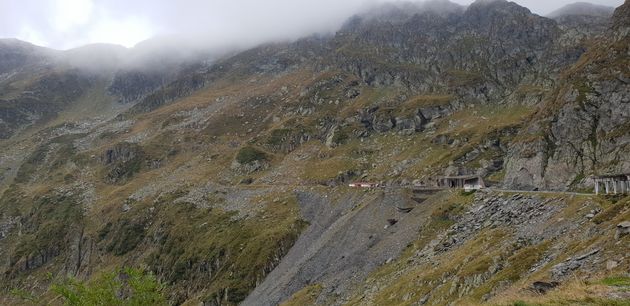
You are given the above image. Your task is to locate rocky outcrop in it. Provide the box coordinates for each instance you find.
[551,249,600,280]
[356,106,428,135]
[612,0,630,30]
[264,127,313,153]
[121,68,207,116]
[107,69,169,104]
[101,142,146,183]
[616,221,630,239]
[101,142,142,165]
[503,4,630,190]
[0,216,19,240]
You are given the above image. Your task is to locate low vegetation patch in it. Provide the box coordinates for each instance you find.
[236,146,267,164]
[402,94,452,110]
[267,128,294,146]
[280,284,323,306]
[105,217,148,256]
[7,191,83,276]
[592,197,629,224]
[138,191,307,304]
[601,276,630,287]
[52,267,166,306]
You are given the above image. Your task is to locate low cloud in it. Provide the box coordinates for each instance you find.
[0,0,625,50]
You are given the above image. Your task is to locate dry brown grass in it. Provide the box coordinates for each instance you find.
[434,105,534,137]
[280,284,323,306]
[402,94,453,109]
[488,278,627,306]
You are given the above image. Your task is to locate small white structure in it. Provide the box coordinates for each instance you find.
[464,183,481,192]
[593,174,630,195]
[438,175,486,191]
[349,182,380,188]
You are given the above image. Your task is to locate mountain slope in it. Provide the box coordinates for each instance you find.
[0,0,629,305]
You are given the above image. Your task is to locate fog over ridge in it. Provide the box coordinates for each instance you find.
[0,0,624,51]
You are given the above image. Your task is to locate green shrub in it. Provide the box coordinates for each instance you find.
[431,203,464,222]
[602,276,630,287]
[9,193,83,271]
[106,219,147,256]
[460,190,477,196]
[267,129,293,146]
[14,145,48,183]
[236,146,267,164]
[52,267,166,306]
[592,198,629,224]
[331,129,349,145]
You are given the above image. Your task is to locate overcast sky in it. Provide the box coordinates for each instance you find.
[0,0,624,50]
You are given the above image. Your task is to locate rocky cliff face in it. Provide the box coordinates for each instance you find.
[504,0,630,190]
[613,0,630,29]
[333,0,564,106]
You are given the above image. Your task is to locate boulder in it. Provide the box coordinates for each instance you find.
[615,221,630,239]
[531,281,559,294]
[606,260,619,270]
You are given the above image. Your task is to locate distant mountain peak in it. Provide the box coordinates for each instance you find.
[465,0,539,23]
[472,0,505,3]
[422,0,465,14]
[346,0,464,23]
[0,38,57,74]
[0,38,42,51]
[548,2,615,18]
[469,0,511,7]
[467,0,532,15]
